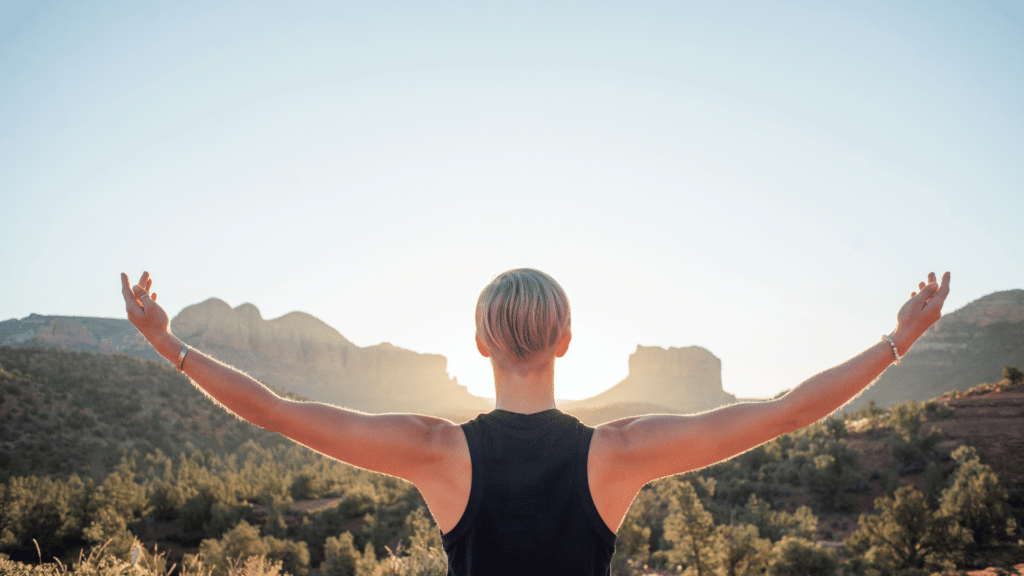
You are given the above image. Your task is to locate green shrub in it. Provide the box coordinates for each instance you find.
[323,532,360,576]
[1002,365,1023,387]
[767,535,838,576]
[196,519,310,576]
[889,399,923,442]
[736,494,816,542]
[825,417,846,439]
[845,485,967,574]
[939,447,1018,551]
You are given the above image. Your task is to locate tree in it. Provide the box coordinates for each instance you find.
[938,446,1017,551]
[197,520,310,576]
[372,508,447,576]
[767,535,838,576]
[659,480,722,575]
[845,485,967,574]
[323,532,360,576]
[716,523,771,576]
[1002,365,1023,387]
[888,399,923,442]
[735,494,816,543]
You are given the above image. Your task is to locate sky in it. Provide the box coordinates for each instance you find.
[1,1,1022,402]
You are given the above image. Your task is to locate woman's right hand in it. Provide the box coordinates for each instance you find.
[892,271,951,353]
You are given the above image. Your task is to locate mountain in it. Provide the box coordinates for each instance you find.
[561,345,736,415]
[169,298,493,415]
[0,314,162,362]
[0,345,292,481]
[858,289,1024,409]
[5,287,1019,419]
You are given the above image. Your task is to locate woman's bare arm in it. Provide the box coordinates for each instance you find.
[119,272,465,486]
[589,271,951,531]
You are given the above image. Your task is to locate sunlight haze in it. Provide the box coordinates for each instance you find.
[2,1,1022,402]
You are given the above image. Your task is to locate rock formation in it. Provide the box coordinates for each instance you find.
[0,314,161,361]
[562,345,737,415]
[7,287,1019,419]
[857,289,1024,408]
[170,298,492,415]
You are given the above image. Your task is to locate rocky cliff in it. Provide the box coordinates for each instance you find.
[8,287,1019,418]
[562,345,737,415]
[0,314,161,361]
[859,289,1024,408]
[170,298,493,415]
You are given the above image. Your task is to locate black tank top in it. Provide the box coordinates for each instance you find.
[440,409,617,576]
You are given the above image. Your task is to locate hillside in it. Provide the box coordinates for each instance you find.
[819,376,1024,544]
[857,289,1024,409]
[0,314,161,361]
[3,287,1020,420]
[0,345,291,482]
[3,343,1024,573]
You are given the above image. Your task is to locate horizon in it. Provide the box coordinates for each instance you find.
[2,1,1022,401]
[2,283,1018,403]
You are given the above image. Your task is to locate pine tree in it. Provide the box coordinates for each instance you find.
[659,480,723,575]
[939,446,1017,551]
[845,485,967,574]
[717,523,771,576]
[767,536,838,576]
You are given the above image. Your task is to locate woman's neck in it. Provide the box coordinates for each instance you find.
[491,359,557,414]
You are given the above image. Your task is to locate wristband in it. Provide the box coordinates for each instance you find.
[177,345,189,372]
[880,332,897,362]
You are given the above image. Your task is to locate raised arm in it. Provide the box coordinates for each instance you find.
[588,271,951,531]
[119,272,470,526]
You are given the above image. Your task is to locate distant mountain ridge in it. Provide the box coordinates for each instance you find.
[3,288,1021,419]
[170,298,493,415]
[855,289,1024,409]
[0,314,161,361]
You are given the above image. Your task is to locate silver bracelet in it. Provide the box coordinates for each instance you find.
[882,334,900,366]
[177,345,189,372]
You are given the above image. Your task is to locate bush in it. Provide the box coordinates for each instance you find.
[717,523,771,576]
[845,485,967,574]
[825,417,846,439]
[1002,365,1023,387]
[889,399,923,442]
[767,535,838,576]
[735,494,816,542]
[196,520,310,576]
[323,532,360,576]
[939,446,1018,551]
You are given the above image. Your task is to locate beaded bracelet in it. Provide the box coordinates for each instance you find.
[882,335,900,366]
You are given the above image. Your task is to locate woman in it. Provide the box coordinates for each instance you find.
[121,268,950,575]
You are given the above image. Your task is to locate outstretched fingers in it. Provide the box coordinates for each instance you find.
[121,273,143,316]
[927,272,951,310]
[122,271,158,318]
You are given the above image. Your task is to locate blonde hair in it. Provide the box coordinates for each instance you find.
[476,268,571,366]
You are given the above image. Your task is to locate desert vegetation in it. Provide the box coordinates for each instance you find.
[1,346,1022,575]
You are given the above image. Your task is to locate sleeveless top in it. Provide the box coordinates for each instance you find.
[440,409,617,576]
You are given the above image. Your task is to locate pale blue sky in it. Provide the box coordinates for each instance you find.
[2,1,1021,401]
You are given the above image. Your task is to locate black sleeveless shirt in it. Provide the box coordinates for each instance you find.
[441,409,617,576]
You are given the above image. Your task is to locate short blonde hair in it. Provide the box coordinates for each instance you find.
[476,268,571,365]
